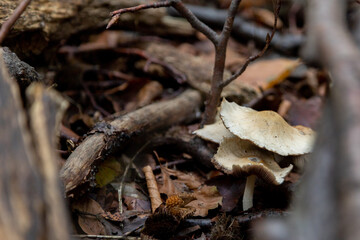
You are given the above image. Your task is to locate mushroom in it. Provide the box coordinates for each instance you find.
[213,137,293,210]
[220,99,315,156]
[194,99,315,210]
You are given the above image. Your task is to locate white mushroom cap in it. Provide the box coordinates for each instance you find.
[220,99,315,156]
[193,120,234,144]
[213,137,293,185]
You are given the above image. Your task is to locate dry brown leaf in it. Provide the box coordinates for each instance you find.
[187,186,223,217]
[72,198,106,235]
[231,58,300,93]
[285,95,323,128]
[159,167,202,195]
[158,167,222,217]
[124,81,163,111]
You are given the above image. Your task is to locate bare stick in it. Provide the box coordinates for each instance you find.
[220,0,281,88]
[0,0,32,45]
[142,165,162,213]
[201,0,242,125]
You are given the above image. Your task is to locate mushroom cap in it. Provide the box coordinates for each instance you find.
[220,99,315,156]
[212,137,293,185]
[193,120,234,144]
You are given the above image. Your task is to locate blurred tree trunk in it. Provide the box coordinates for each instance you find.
[291,1,360,240]
[0,48,71,240]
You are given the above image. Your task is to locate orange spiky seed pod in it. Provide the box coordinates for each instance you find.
[166,195,184,208]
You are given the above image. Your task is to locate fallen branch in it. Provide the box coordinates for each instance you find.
[60,89,202,195]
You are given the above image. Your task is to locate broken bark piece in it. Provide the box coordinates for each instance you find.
[60,89,202,195]
[0,49,70,240]
[1,47,40,89]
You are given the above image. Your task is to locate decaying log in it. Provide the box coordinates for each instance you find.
[60,89,202,195]
[0,0,194,56]
[0,49,70,240]
[289,1,360,240]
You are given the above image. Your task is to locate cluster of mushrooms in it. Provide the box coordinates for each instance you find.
[194,99,315,210]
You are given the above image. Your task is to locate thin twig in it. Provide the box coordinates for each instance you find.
[236,209,288,224]
[152,159,187,170]
[110,2,172,16]
[219,0,242,46]
[81,81,111,116]
[201,0,242,125]
[220,0,281,88]
[170,1,219,45]
[0,0,32,45]
[73,235,141,239]
[107,1,173,29]
[107,0,218,45]
[115,48,187,84]
[118,141,150,214]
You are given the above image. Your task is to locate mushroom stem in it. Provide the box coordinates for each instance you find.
[243,175,257,211]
